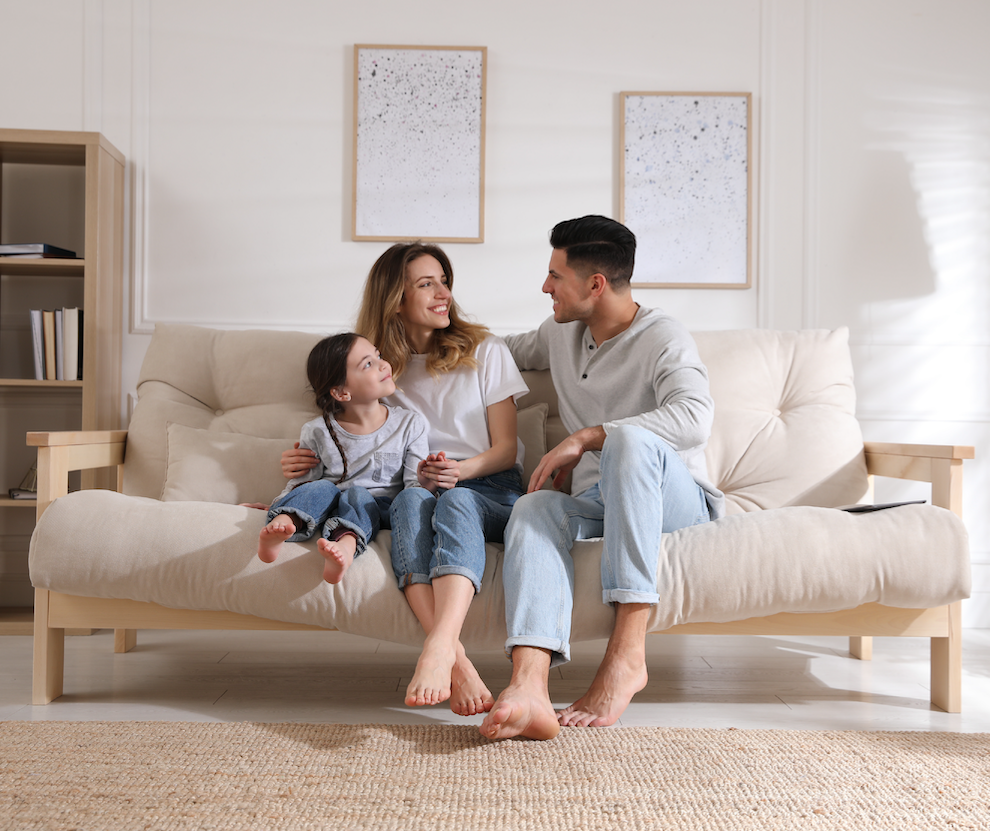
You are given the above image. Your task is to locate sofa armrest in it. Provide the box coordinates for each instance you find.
[27,430,128,519]
[863,441,974,517]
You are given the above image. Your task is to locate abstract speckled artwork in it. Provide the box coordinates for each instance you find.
[621,93,751,288]
[353,45,486,242]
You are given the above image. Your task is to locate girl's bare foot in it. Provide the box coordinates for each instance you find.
[405,636,457,707]
[449,647,494,716]
[257,515,296,563]
[317,534,357,584]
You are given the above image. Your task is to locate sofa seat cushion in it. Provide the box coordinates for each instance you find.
[29,491,970,649]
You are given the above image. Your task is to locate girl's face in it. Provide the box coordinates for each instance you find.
[335,337,395,405]
[398,255,452,348]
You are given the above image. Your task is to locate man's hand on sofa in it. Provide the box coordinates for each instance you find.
[281,443,319,480]
[528,426,605,493]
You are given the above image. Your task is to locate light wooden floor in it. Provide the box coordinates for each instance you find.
[2,628,989,731]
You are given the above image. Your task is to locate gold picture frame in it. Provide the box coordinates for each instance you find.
[620,92,752,289]
[352,44,487,243]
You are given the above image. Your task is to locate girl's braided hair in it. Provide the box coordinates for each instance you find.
[307,332,360,484]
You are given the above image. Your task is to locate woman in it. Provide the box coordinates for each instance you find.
[282,242,527,716]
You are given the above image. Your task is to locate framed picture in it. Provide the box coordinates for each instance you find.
[620,92,752,288]
[352,44,487,243]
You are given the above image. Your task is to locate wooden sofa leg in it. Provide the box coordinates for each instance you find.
[849,636,872,660]
[32,589,65,705]
[930,602,962,713]
[114,629,137,653]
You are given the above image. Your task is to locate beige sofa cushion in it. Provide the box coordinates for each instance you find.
[161,424,290,505]
[694,328,868,514]
[29,492,971,647]
[124,324,870,513]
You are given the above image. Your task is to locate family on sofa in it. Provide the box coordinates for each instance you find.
[259,214,726,742]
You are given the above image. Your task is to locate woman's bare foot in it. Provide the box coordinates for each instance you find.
[556,651,648,728]
[257,514,296,563]
[449,647,494,716]
[405,636,457,707]
[317,535,357,584]
[481,682,560,741]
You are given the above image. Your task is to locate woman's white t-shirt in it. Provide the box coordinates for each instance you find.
[385,335,529,472]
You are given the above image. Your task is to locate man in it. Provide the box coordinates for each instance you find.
[481,215,724,741]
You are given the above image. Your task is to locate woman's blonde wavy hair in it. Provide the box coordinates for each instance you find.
[356,242,489,380]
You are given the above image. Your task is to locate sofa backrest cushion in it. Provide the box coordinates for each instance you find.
[694,327,868,513]
[125,324,869,513]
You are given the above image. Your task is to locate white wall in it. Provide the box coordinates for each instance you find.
[1,0,987,624]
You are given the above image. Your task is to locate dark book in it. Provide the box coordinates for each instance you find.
[9,461,37,500]
[837,500,926,513]
[0,243,77,258]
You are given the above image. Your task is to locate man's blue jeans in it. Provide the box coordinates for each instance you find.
[390,470,523,593]
[502,425,711,665]
[268,480,391,557]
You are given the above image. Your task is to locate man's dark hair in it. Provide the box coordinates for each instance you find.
[549,215,636,289]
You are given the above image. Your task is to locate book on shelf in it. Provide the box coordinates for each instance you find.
[29,307,83,382]
[30,310,44,380]
[8,460,38,500]
[0,243,77,259]
[42,311,56,380]
[63,307,80,381]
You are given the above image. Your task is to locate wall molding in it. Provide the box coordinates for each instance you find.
[130,0,152,335]
[802,0,822,329]
[83,0,103,132]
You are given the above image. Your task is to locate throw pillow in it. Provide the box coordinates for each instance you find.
[161,423,290,505]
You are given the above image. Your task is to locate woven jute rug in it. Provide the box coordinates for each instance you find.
[1,722,988,830]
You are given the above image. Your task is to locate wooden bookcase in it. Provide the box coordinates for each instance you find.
[0,129,124,633]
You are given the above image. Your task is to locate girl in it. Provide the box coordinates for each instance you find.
[282,243,527,716]
[260,332,429,584]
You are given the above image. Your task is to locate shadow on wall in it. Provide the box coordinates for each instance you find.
[845,148,936,304]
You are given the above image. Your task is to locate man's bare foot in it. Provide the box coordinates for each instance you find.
[257,515,296,563]
[481,682,560,741]
[557,652,648,728]
[405,636,456,707]
[449,648,494,716]
[317,534,356,584]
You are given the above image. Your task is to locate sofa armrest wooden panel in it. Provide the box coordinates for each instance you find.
[27,430,127,519]
[864,441,974,515]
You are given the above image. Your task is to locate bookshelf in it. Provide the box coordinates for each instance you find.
[0,129,124,634]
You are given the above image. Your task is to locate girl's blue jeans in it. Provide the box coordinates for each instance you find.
[390,469,523,593]
[502,425,712,666]
[268,480,392,557]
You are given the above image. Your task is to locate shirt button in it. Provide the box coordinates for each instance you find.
[582,374,588,379]
[588,344,594,349]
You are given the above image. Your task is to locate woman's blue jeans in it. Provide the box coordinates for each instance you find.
[502,425,711,666]
[390,469,523,593]
[268,480,392,557]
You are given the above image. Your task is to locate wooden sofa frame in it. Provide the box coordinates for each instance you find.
[30,429,974,712]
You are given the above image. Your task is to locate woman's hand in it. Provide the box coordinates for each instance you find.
[417,451,461,491]
[281,442,319,480]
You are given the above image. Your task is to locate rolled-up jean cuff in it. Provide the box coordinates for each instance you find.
[504,636,570,668]
[429,564,482,594]
[323,517,367,557]
[603,589,660,606]
[398,572,431,590]
[268,508,316,542]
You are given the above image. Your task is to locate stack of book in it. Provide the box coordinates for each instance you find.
[30,308,83,381]
[0,243,77,259]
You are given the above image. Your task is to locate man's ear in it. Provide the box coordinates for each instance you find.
[588,272,609,297]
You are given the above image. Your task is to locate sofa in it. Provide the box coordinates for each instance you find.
[28,324,973,710]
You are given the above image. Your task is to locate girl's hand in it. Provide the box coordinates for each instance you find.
[418,451,461,490]
[281,442,319,480]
